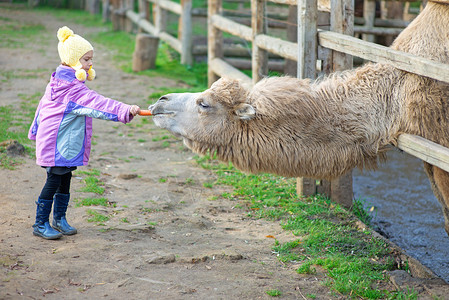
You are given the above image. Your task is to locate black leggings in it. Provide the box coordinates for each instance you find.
[39,172,72,200]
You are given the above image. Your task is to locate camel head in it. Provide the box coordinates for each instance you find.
[150,78,255,153]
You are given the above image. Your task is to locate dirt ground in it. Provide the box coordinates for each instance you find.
[0,6,448,300]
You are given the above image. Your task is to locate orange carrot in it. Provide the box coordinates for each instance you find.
[138,110,152,116]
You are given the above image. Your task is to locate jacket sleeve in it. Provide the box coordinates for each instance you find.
[67,84,134,124]
[28,100,43,141]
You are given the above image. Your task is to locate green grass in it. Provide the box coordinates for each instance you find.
[152,135,171,142]
[74,197,109,207]
[0,21,46,48]
[86,209,110,224]
[266,289,282,297]
[194,153,413,299]
[78,174,105,194]
[73,169,112,225]
[352,198,375,226]
[34,7,106,28]
[74,169,101,177]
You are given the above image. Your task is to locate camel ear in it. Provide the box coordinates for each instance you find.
[235,103,255,120]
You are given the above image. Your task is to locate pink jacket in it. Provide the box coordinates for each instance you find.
[28,65,133,167]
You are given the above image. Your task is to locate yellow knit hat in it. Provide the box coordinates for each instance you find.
[57,26,96,81]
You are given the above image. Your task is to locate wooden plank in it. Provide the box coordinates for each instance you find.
[318,30,449,84]
[354,16,410,28]
[137,0,149,34]
[268,0,297,4]
[354,26,403,36]
[328,0,354,207]
[159,31,182,53]
[210,14,252,41]
[193,44,255,57]
[159,0,182,14]
[284,5,297,77]
[398,134,449,173]
[132,33,159,71]
[102,0,110,22]
[254,34,297,61]
[224,57,285,71]
[297,0,317,78]
[209,58,253,88]
[147,0,182,15]
[362,0,376,42]
[154,2,167,35]
[126,9,157,35]
[180,0,193,65]
[124,0,134,32]
[208,0,222,86]
[251,0,268,83]
[330,0,353,71]
[296,0,318,197]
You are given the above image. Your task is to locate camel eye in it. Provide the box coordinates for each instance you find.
[197,99,209,109]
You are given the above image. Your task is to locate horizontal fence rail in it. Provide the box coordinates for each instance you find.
[148,0,182,14]
[318,30,449,83]
[210,14,252,41]
[398,134,449,173]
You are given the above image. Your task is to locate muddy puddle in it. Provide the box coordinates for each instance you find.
[353,149,449,282]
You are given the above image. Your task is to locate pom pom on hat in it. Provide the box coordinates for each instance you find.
[57,26,95,81]
[57,26,74,43]
[87,66,96,81]
[75,68,87,82]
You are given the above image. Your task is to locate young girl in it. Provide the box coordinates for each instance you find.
[28,26,141,240]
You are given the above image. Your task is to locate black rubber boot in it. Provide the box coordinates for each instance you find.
[33,198,63,240]
[52,193,77,235]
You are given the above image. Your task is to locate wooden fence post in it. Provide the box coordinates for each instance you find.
[102,0,110,22]
[154,2,167,35]
[296,0,320,197]
[111,0,123,31]
[86,0,100,15]
[180,0,193,65]
[329,0,354,208]
[137,0,148,33]
[251,0,268,84]
[362,0,376,43]
[124,0,134,32]
[208,0,223,86]
[284,4,297,77]
[132,33,159,71]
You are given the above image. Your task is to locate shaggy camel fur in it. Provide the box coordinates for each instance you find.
[150,1,449,235]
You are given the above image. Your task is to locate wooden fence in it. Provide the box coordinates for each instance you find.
[207,0,449,207]
[106,0,194,65]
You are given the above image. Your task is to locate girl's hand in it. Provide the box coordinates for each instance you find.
[130,105,141,116]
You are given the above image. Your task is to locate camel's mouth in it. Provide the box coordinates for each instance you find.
[148,103,175,117]
[150,111,175,116]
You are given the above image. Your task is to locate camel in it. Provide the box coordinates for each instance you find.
[149,1,449,236]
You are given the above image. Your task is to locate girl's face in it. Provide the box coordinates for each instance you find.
[80,50,93,72]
